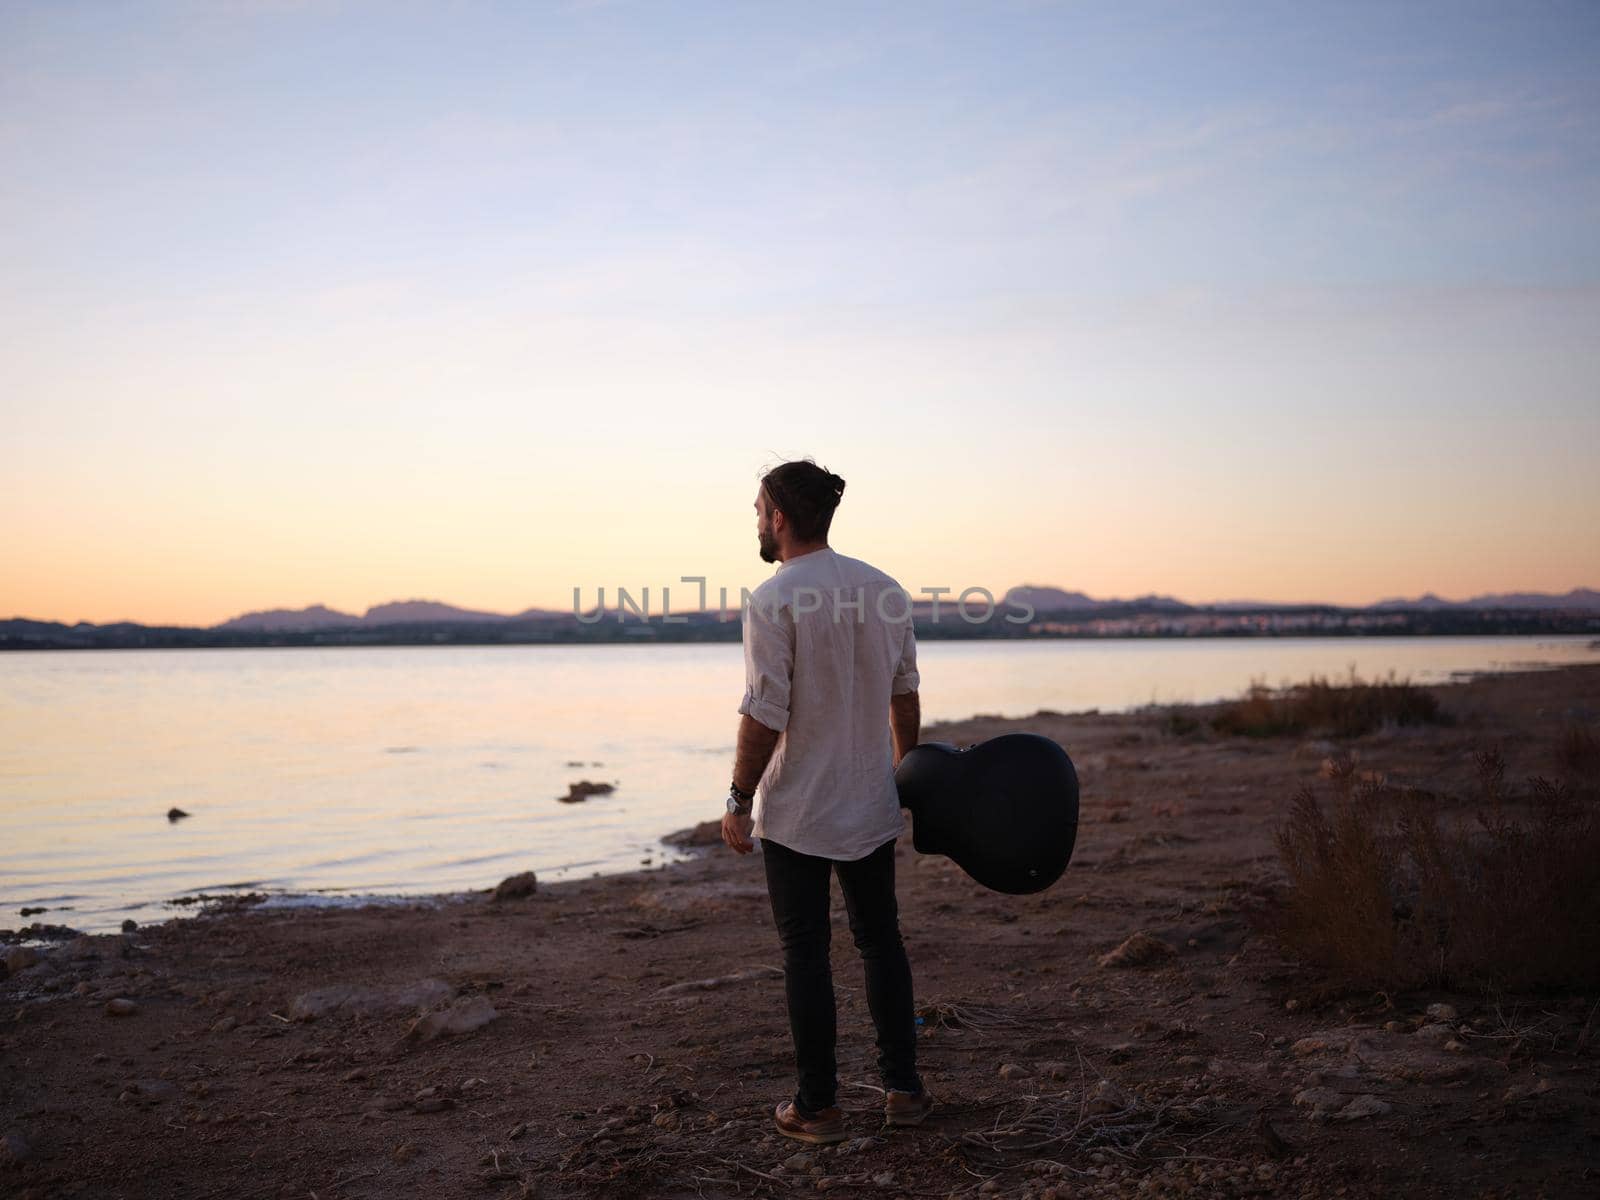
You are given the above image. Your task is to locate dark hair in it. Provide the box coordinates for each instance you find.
[760,459,846,542]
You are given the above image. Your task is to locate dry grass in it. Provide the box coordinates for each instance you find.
[1212,671,1447,739]
[954,1074,1214,1179]
[915,1000,1022,1037]
[1269,747,1600,992]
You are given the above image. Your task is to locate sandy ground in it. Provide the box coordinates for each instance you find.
[3,663,1598,1200]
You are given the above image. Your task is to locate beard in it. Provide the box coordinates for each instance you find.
[757,527,779,563]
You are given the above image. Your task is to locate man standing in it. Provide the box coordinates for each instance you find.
[721,458,935,1144]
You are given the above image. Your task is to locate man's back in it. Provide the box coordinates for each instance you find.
[739,546,920,860]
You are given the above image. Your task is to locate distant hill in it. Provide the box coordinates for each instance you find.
[1003,585,1190,613]
[510,605,569,621]
[362,600,511,625]
[214,604,363,632]
[216,599,524,631]
[1370,588,1600,611]
[1003,585,1096,611]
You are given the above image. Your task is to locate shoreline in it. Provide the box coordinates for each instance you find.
[8,656,1598,946]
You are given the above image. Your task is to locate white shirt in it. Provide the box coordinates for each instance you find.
[737,546,920,860]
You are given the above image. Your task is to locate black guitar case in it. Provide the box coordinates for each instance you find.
[893,733,1079,894]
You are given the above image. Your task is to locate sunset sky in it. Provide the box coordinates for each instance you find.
[4,2,1597,627]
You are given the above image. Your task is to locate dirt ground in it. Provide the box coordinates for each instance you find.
[4,663,1598,1200]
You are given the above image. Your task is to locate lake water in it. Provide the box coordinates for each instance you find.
[3,635,1597,932]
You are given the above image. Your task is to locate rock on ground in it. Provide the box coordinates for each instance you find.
[492,871,538,900]
[404,995,499,1041]
[1097,931,1176,968]
[288,979,452,1021]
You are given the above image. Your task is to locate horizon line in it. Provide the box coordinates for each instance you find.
[8,581,1600,630]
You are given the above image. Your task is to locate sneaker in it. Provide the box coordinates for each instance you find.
[884,1086,935,1126]
[774,1099,847,1144]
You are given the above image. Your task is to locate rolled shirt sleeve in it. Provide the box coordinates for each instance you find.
[738,594,794,731]
[891,618,920,695]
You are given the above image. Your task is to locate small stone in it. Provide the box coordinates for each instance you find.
[1503,1078,1555,1103]
[374,1095,407,1112]
[404,996,499,1042]
[557,780,615,804]
[129,1079,179,1103]
[289,979,452,1021]
[1383,1020,1405,1034]
[998,1062,1032,1079]
[507,1122,528,1140]
[784,1152,815,1171]
[4,947,39,974]
[412,1096,450,1114]
[1425,1003,1458,1022]
[1086,1078,1128,1114]
[1290,1037,1328,1057]
[1292,1087,1344,1113]
[1333,1094,1391,1121]
[210,1016,238,1034]
[1284,998,1300,1012]
[873,1172,895,1187]
[393,1142,419,1162]
[105,998,138,1016]
[492,871,539,901]
[341,1067,367,1082]
[1097,932,1176,969]
[121,919,138,933]
[0,1129,31,1165]
[1414,1022,1453,1044]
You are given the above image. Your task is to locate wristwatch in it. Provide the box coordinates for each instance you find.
[727,781,753,815]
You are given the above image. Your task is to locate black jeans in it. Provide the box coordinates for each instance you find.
[761,834,922,1115]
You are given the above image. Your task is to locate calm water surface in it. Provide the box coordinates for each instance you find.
[3,635,1596,931]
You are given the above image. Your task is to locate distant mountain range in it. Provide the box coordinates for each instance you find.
[214,585,1600,633]
[3,586,1596,648]
[1001,586,1192,613]
[1000,585,1600,615]
[214,599,566,632]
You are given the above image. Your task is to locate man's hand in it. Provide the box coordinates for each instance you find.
[721,810,755,854]
[891,689,921,767]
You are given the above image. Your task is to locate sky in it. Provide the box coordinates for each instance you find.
[3,0,1597,627]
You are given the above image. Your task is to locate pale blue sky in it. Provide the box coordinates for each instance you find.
[3,1,1597,624]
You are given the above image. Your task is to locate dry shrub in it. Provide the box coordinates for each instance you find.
[1213,671,1446,738]
[1159,708,1202,738]
[1271,748,1600,992]
[1557,723,1600,777]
